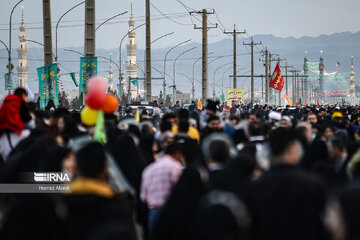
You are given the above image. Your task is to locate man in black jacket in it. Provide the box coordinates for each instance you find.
[63,142,137,240]
[247,128,327,240]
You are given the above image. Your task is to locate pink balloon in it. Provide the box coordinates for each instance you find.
[87,76,107,93]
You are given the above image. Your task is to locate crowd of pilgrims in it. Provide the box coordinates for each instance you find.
[1,87,360,240]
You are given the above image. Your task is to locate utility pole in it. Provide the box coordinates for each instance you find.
[289,69,301,101]
[42,0,53,65]
[191,9,217,103]
[82,0,95,104]
[84,0,95,57]
[265,49,269,103]
[259,49,268,103]
[243,37,261,103]
[224,24,245,88]
[282,64,293,96]
[145,0,152,101]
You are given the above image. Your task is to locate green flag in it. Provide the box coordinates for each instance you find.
[130,78,138,87]
[93,110,107,144]
[70,72,78,87]
[220,94,225,103]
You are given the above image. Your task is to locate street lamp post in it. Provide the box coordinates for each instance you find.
[178,72,197,100]
[8,0,24,91]
[26,39,56,61]
[163,39,191,98]
[97,55,121,95]
[221,65,246,96]
[95,11,128,31]
[55,1,85,63]
[172,47,197,103]
[142,31,174,87]
[213,62,233,100]
[144,32,174,66]
[0,40,11,92]
[64,48,85,57]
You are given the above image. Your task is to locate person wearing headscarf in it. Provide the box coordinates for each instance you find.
[247,128,327,240]
[110,134,146,194]
[202,133,235,190]
[0,89,31,161]
[56,113,81,143]
[152,166,206,240]
[199,100,219,130]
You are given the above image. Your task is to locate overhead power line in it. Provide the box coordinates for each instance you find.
[150,2,193,26]
[0,13,189,31]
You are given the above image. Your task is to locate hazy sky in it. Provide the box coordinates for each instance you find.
[0,0,359,51]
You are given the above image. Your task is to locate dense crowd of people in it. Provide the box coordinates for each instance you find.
[1,87,360,240]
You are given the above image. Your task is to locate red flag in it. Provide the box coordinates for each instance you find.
[317,99,320,105]
[269,63,284,92]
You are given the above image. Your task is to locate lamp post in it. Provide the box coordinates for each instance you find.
[172,46,197,103]
[163,39,191,99]
[95,11,128,31]
[55,1,85,63]
[64,48,85,57]
[209,55,224,65]
[221,65,245,95]
[178,72,198,100]
[0,40,10,56]
[7,0,24,91]
[26,39,56,61]
[143,31,174,78]
[213,62,233,100]
[144,32,174,64]
[97,55,121,94]
[0,40,11,92]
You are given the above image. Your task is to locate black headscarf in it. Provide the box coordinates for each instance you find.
[39,146,72,172]
[152,167,206,240]
[110,134,146,194]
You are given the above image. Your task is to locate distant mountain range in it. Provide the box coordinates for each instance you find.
[0,31,359,98]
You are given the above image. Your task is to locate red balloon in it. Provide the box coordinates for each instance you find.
[102,95,119,113]
[85,90,106,110]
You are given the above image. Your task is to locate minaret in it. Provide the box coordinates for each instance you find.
[17,7,29,88]
[319,51,324,95]
[350,56,356,98]
[125,2,138,99]
[108,53,114,92]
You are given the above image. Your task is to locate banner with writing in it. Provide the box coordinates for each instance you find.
[225,88,244,106]
[79,57,97,93]
[37,63,59,109]
[4,73,14,91]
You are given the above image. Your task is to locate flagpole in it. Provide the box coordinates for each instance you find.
[137,80,139,101]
